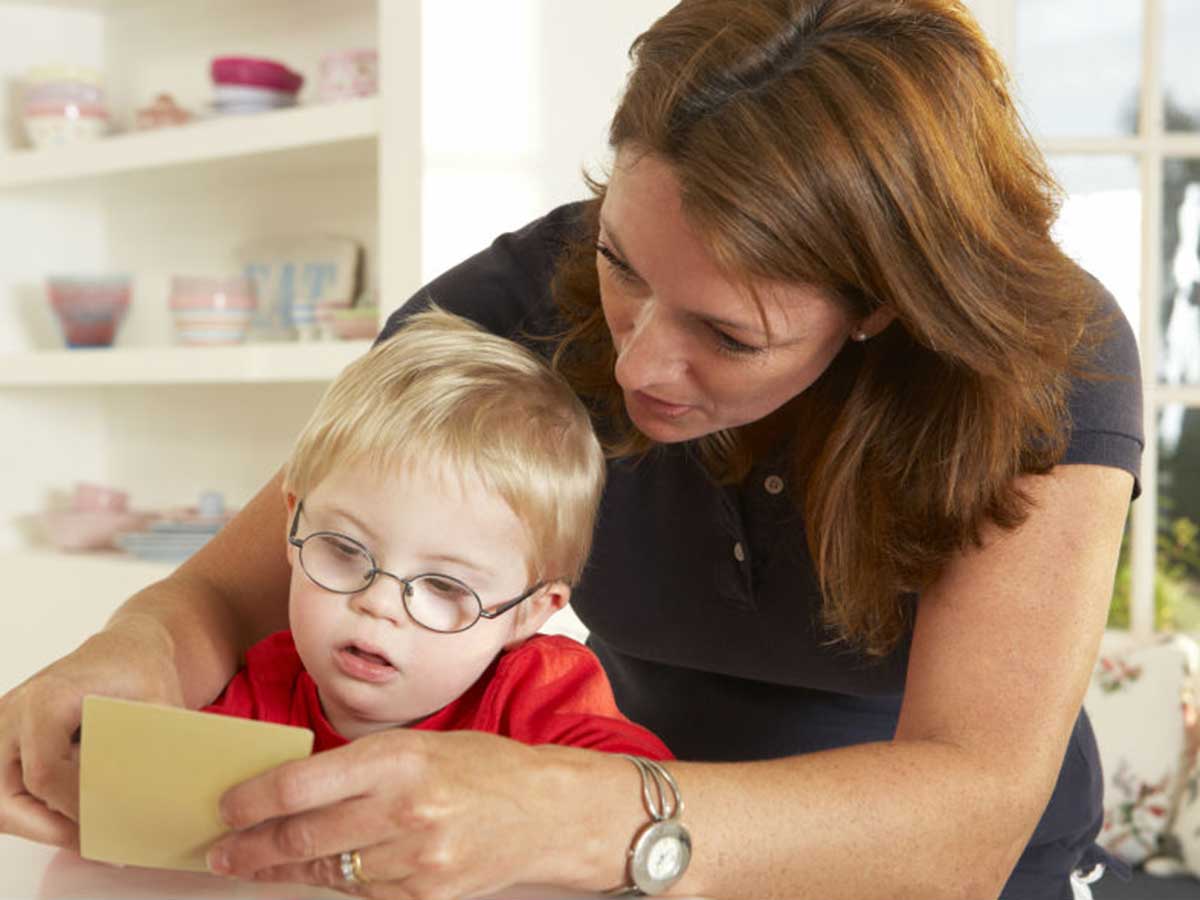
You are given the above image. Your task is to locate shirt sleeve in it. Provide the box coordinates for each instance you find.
[1062,279,1145,500]
[200,631,304,724]
[376,201,590,347]
[483,635,675,760]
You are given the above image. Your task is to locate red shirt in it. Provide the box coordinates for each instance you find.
[203,631,672,759]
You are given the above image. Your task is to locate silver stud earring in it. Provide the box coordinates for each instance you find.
[852,330,868,342]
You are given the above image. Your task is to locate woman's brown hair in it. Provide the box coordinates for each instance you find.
[550,0,1112,656]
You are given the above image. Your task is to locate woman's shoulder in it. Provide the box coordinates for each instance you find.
[1062,275,1144,497]
[378,201,593,344]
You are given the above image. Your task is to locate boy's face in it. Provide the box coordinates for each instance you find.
[286,458,561,740]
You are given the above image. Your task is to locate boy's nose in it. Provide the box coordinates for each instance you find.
[349,575,413,628]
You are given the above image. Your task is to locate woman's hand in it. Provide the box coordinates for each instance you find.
[207,729,634,900]
[0,615,183,848]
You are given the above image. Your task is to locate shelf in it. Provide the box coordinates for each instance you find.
[0,98,379,190]
[0,1,153,9]
[0,339,372,386]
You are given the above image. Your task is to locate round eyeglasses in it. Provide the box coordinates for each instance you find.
[288,501,544,634]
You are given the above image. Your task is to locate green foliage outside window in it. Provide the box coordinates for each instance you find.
[1109,514,1200,632]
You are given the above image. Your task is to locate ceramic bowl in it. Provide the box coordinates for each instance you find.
[211,56,303,94]
[169,276,257,345]
[328,306,379,340]
[72,482,129,513]
[40,509,154,551]
[168,276,257,310]
[24,81,105,107]
[46,276,131,348]
[25,65,102,87]
[24,111,109,148]
[317,49,378,102]
[314,298,354,338]
[212,84,297,107]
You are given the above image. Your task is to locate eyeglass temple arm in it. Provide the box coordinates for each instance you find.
[478,581,548,620]
[287,500,304,546]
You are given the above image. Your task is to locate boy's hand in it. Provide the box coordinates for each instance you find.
[0,621,184,848]
[207,728,632,898]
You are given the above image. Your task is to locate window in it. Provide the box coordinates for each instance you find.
[980,0,1200,637]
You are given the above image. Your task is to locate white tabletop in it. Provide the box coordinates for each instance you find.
[0,835,614,900]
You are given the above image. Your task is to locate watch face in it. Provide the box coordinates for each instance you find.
[632,820,692,893]
[647,836,685,880]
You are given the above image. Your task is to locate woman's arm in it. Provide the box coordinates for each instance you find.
[665,462,1131,898]
[0,467,293,844]
[112,467,293,708]
[206,462,1130,900]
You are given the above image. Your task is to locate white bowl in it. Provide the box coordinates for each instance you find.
[25,113,108,148]
[212,83,297,106]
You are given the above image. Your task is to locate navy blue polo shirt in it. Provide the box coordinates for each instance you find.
[378,202,1144,899]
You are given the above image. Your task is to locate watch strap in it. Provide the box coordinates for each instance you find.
[604,755,691,896]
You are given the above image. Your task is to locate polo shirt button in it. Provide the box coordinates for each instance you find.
[733,541,746,563]
[764,475,785,495]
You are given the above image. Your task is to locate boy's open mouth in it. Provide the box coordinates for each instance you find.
[343,644,393,668]
[333,641,401,683]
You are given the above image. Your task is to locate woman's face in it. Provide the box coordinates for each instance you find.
[597,150,866,443]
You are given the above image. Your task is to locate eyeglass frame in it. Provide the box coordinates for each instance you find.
[287,499,546,634]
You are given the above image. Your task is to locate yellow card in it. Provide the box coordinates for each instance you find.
[80,695,314,872]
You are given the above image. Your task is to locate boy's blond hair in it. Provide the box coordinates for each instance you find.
[283,305,605,584]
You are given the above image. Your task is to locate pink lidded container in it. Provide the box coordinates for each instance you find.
[211,56,304,93]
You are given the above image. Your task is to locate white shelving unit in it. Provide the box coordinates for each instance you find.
[0,0,420,624]
[0,96,380,189]
[0,340,372,386]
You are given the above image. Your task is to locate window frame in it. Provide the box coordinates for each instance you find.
[978,0,1200,638]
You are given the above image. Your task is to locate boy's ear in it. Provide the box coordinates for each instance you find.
[283,492,298,559]
[505,581,571,647]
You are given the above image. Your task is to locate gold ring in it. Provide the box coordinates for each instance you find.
[339,849,370,886]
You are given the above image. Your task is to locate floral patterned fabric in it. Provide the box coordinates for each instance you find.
[1084,635,1200,869]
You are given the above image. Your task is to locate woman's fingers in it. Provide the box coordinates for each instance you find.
[249,845,419,897]
[1,745,79,848]
[211,730,576,897]
[217,740,374,833]
[209,792,383,878]
[0,621,187,847]
[18,687,82,822]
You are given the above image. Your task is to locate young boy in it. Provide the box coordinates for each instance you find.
[201,306,670,760]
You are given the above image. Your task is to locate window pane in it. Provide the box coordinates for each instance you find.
[1014,0,1141,138]
[1161,160,1200,386]
[1158,405,1200,634]
[1049,155,1141,333]
[1163,0,1200,132]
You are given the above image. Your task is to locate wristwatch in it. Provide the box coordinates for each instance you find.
[608,755,692,896]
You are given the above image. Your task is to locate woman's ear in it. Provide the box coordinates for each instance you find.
[858,305,896,339]
[505,582,571,648]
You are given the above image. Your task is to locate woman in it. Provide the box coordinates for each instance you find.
[0,2,1142,898]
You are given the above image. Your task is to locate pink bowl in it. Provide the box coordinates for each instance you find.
[40,509,155,551]
[72,482,128,513]
[47,276,131,347]
[24,82,105,106]
[24,102,109,119]
[330,312,379,340]
[168,276,257,310]
[211,56,303,94]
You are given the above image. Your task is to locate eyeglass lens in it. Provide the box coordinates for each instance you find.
[299,533,480,632]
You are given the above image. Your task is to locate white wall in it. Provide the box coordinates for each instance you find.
[420,0,674,283]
